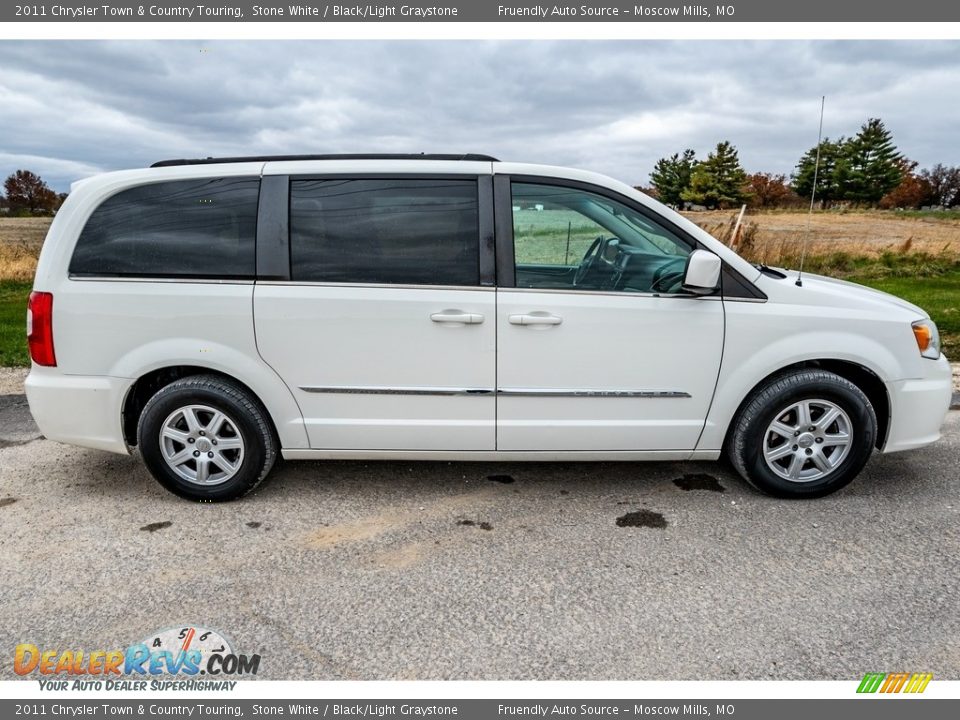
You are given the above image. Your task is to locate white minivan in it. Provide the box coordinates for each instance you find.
[25,154,952,501]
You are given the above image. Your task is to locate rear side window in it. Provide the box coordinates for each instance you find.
[70,177,260,279]
[289,178,479,286]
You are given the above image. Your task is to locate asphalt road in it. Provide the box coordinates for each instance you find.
[1,392,958,681]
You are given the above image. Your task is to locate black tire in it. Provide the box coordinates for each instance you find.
[137,374,277,502]
[727,370,877,499]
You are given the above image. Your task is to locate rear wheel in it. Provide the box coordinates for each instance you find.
[727,370,877,498]
[138,375,277,502]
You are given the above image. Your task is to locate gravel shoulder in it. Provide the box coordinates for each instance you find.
[0,367,28,395]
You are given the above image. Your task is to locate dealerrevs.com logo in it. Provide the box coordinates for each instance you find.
[15,626,261,691]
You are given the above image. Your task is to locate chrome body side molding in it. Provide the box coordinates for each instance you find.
[299,386,691,398]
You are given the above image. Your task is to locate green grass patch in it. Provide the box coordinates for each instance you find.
[797,252,960,280]
[0,281,31,367]
[889,209,960,222]
[512,209,684,264]
[511,209,604,264]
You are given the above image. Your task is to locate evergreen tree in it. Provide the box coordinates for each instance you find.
[681,141,748,209]
[791,137,850,207]
[843,118,903,203]
[649,149,696,209]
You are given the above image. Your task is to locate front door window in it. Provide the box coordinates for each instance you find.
[511,182,693,294]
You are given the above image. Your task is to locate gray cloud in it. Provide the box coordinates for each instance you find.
[1,40,958,192]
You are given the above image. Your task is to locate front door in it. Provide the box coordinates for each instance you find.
[496,179,724,451]
[255,176,496,450]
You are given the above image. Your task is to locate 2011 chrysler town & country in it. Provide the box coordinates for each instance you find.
[25,154,953,501]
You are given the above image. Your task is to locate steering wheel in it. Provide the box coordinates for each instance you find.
[650,257,688,294]
[573,236,605,287]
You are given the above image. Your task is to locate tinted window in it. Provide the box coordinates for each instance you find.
[290,179,479,285]
[70,177,260,278]
[512,182,693,294]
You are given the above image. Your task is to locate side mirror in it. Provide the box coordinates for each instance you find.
[682,250,721,295]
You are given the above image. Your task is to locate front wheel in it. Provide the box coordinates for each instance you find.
[137,374,278,502]
[727,370,877,498]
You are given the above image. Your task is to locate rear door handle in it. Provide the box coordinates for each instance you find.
[430,310,485,325]
[508,313,563,326]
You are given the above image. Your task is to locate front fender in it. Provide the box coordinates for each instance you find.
[698,306,911,451]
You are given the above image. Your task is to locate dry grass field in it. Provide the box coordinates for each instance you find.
[0,217,50,282]
[684,209,960,266]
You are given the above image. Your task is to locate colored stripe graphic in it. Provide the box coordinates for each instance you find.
[857,673,886,693]
[905,673,934,693]
[885,672,909,693]
[857,672,932,694]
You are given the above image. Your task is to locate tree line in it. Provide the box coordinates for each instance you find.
[647,118,960,211]
[0,170,64,216]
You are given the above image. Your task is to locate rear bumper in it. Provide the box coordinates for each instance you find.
[882,354,953,453]
[24,368,132,455]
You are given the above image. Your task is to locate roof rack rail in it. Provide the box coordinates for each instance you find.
[150,153,499,168]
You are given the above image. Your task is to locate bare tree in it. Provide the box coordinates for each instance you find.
[3,170,59,215]
[919,164,960,208]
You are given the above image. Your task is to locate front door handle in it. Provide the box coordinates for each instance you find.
[430,310,485,325]
[508,313,563,326]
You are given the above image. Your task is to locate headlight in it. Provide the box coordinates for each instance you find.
[912,319,941,359]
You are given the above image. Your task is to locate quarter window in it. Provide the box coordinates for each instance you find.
[289,178,480,286]
[70,177,260,279]
[511,182,693,293]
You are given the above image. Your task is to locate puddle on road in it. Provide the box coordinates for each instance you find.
[0,497,17,508]
[246,521,263,529]
[616,509,668,529]
[673,473,726,493]
[487,474,515,484]
[140,521,172,533]
[457,519,493,531]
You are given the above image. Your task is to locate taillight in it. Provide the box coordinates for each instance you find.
[27,291,56,367]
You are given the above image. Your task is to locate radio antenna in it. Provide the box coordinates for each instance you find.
[797,95,825,288]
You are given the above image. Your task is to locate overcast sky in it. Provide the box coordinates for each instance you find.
[1,40,958,192]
